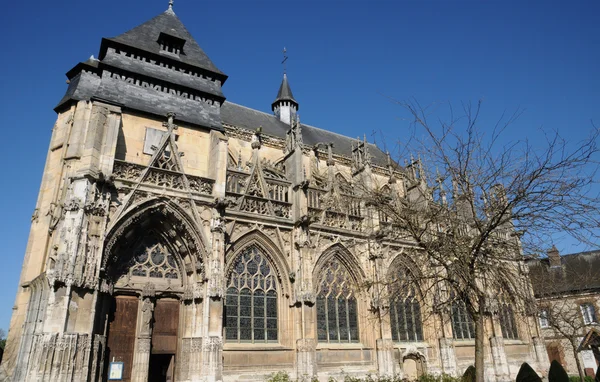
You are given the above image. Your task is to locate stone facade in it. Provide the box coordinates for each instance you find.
[0,5,548,382]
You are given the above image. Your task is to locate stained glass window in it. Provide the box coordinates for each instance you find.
[451,300,475,340]
[224,245,278,343]
[129,237,179,280]
[389,271,423,342]
[499,303,519,340]
[316,257,359,343]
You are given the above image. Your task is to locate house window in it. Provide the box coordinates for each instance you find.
[316,257,359,343]
[581,303,597,325]
[224,245,278,343]
[499,304,519,340]
[451,300,475,340]
[539,309,550,329]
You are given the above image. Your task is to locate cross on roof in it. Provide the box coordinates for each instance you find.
[282,47,288,74]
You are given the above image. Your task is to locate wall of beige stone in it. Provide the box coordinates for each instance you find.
[1,103,550,382]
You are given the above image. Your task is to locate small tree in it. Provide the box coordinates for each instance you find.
[361,100,600,382]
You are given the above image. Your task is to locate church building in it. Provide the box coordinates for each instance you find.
[0,4,549,382]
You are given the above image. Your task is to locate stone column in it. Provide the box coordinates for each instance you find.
[532,336,550,370]
[297,338,317,380]
[439,338,457,376]
[131,296,154,382]
[203,220,225,382]
[490,336,510,381]
[202,336,223,382]
[376,338,396,377]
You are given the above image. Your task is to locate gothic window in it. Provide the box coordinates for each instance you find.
[581,303,597,325]
[129,237,179,280]
[389,269,423,342]
[539,309,550,329]
[268,183,289,202]
[499,304,519,340]
[316,257,359,343]
[224,245,278,343]
[451,300,475,340]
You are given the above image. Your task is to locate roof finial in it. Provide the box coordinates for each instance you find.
[282,47,288,75]
[168,0,174,11]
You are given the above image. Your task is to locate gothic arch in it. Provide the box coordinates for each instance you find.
[225,230,292,295]
[313,243,366,285]
[103,198,206,286]
[387,254,425,299]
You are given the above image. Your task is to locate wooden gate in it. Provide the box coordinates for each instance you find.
[106,296,139,382]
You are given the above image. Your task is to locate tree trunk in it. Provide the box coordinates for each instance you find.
[572,342,586,382]
[475,296,486,382]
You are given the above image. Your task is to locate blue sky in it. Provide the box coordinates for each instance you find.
[0,0,598,332]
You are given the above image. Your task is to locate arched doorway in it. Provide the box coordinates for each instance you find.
[100,201,205,382]
[402,351,426,380]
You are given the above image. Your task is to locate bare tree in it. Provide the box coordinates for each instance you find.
[360,99,600,382]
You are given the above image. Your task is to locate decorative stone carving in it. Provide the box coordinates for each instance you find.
[63,197,82,212]
[141,282,156,297]
[296,338,317,380]
[139,297,154,336]
[137,337,152,353]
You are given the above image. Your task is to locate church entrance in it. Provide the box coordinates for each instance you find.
[150,299,180,382]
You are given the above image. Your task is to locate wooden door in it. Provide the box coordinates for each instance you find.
[152,299,179,354]
[547,344,563,365]
[106,296,138,382]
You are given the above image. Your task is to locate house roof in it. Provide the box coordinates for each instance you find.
[102,9,225,78]
[526,250,600,297]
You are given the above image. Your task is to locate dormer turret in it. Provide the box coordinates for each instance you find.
[272,73,298,125]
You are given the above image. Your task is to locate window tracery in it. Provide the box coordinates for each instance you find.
[128,237,180,280]
[224,245,278,343]
[389,268,423,342]
[316,257,359,343]
[499,303,519,339]
[451,300,475,340]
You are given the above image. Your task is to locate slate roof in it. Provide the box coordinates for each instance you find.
[272,74,298,109]
[101,9,225,79]
[526,250,600,297]
[221,102,389,167]
[54,8,393,168]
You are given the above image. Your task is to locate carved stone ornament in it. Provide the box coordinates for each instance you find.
[137,337,152,353]
[140,298,154,336]
[203,336,223,352]
[99,279,114,295]
[141,282,156,297]
[63,197,82,212]
[296,338,317,352]
[31,208,40,222]
[251,131,261,150]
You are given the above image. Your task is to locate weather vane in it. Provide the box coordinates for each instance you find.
[282,47,288,74]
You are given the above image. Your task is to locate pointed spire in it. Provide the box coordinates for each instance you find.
[272,73,298,109]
